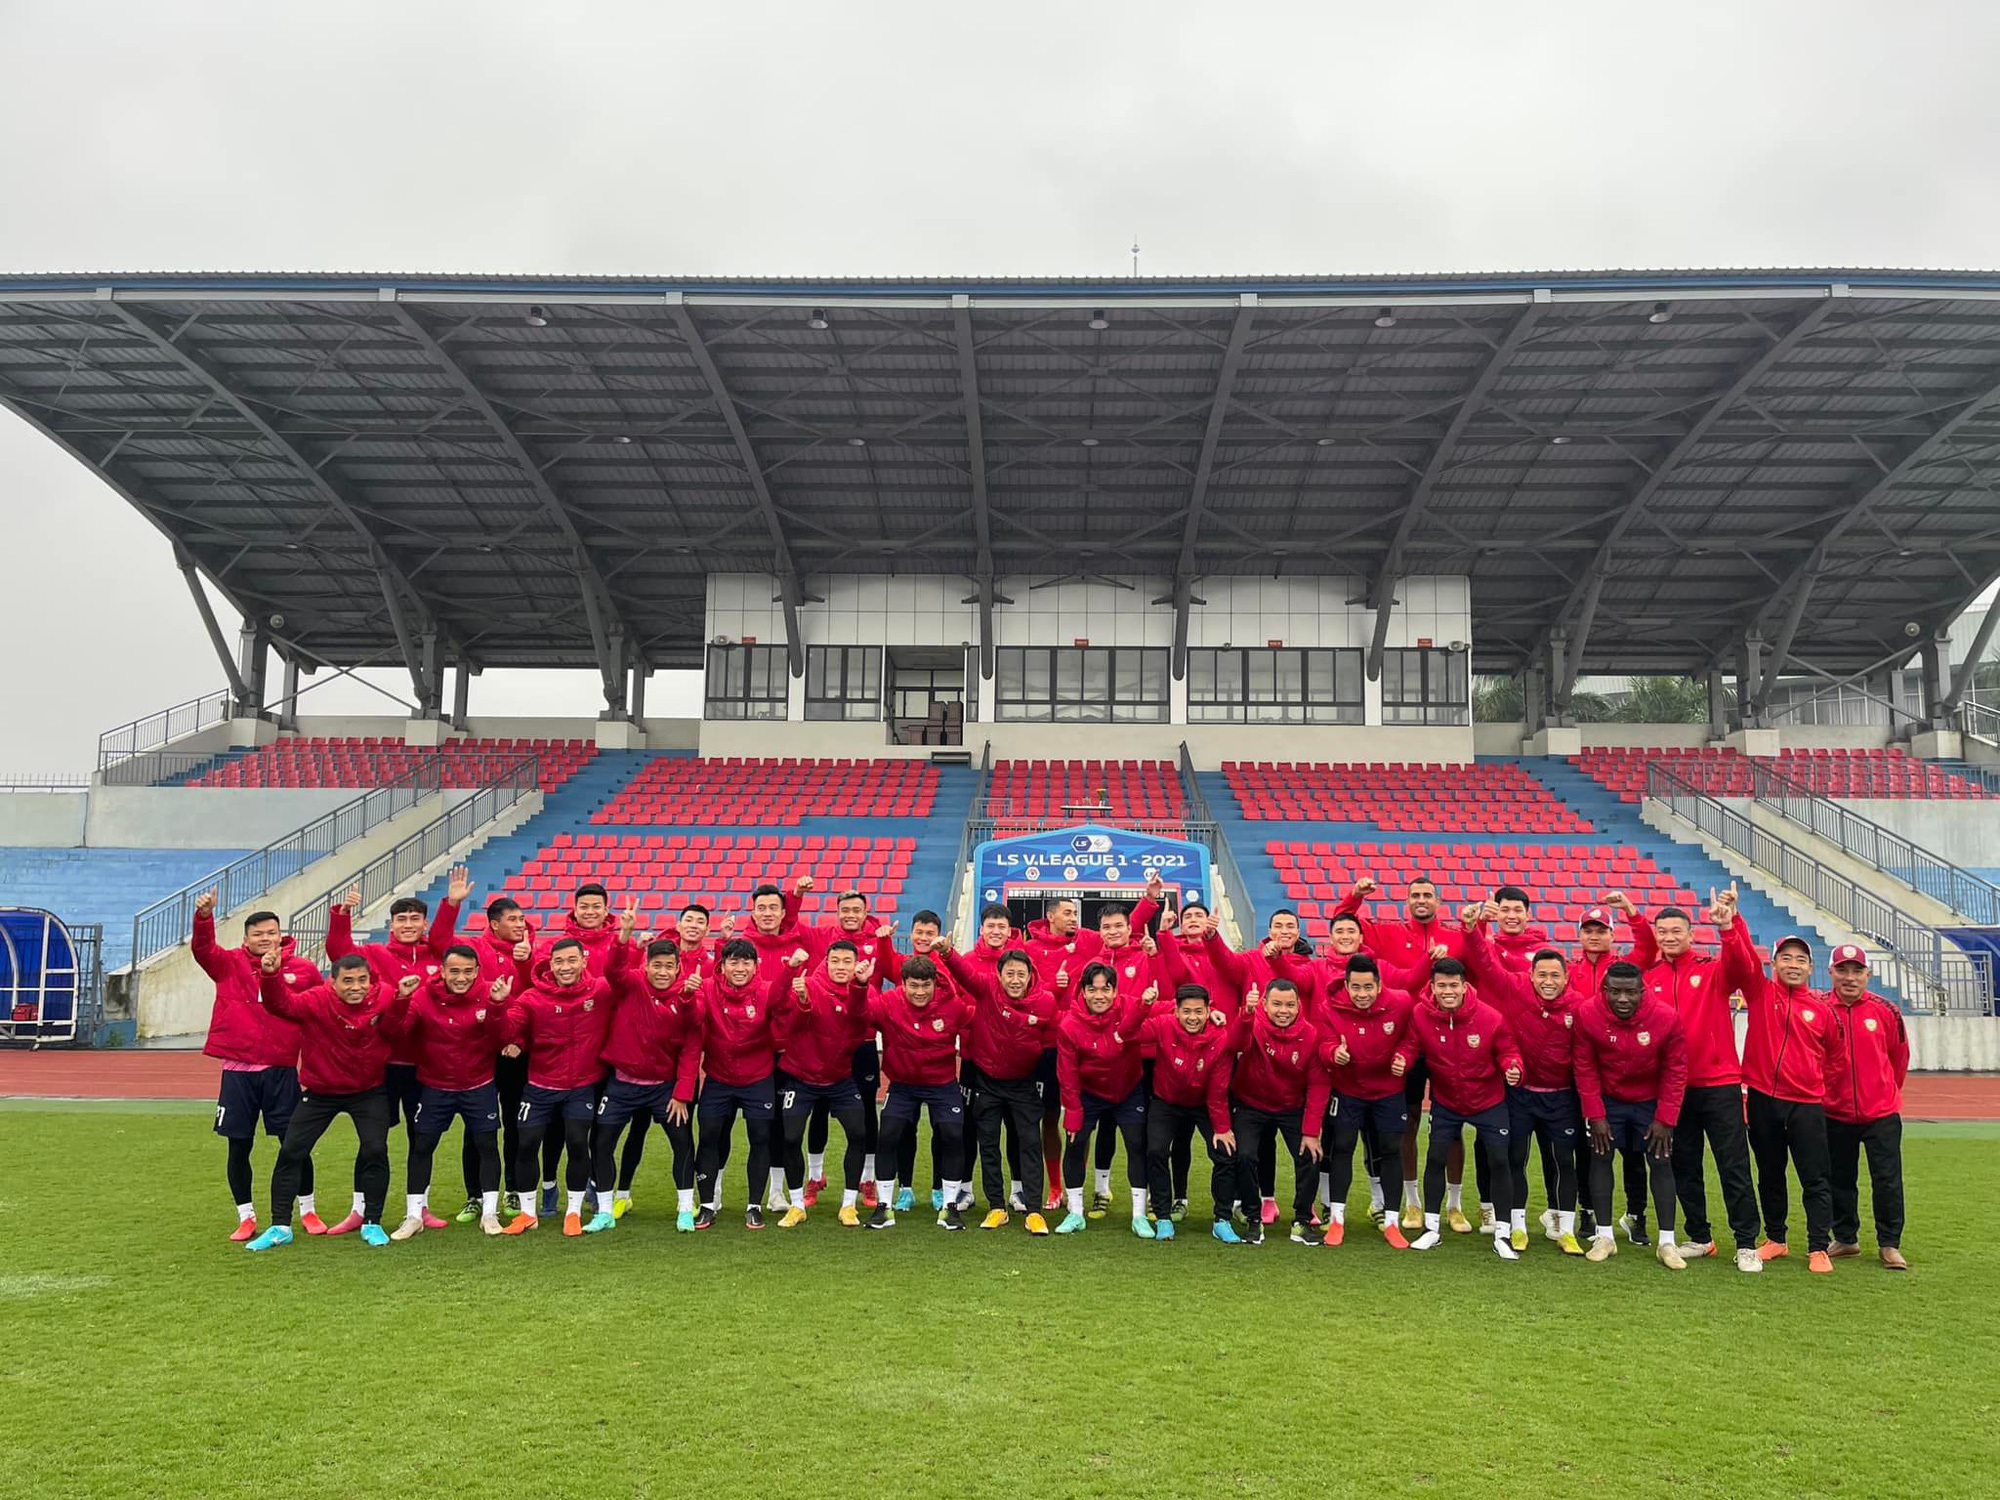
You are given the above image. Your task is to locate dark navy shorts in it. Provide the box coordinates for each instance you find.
[412,1081,501,1137]
[214,1065,299,1139]
[1402,1057,1430,1112]
[698,1076,776,1118]
[851,1039,880,1094]
[1509,1084,1582,1143]
[779,1075,863,1119]
[1034,1047,1059,1109]
[882,1080,964,1126]
[384,1062,422,1127]
[1428,1099,1511,1140]
[1604,1096,1659,1154]
[520,1080,599,1130]
[1078,1083,1147,1134]
[1330,1091,1409,1142]
[598,1077,685,1130]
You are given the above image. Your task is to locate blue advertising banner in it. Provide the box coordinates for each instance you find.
[971,824,1211,910]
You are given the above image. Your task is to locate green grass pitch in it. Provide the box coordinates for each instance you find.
[0,1102,1991,1499]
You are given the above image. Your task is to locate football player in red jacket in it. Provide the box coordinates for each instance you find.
[1823,946,1910,1269]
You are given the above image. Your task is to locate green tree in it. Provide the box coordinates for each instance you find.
[1473,674,1524,722]
[1614,675,1713,724]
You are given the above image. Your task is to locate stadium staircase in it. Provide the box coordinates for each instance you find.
[0,847,249,972]
[373,753,978,939]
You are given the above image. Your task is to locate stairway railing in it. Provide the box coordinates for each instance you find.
[1645,761,1994,1015]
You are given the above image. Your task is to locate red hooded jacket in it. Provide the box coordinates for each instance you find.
[866,987,972,1088]
[398,973,514,1092]
[532,914,627,977]
[1643,945,1740,1090]
[1218,1005,1320,1120]
[1824,992,1909,1123]
[327,902,454,1066]
[193,909,318,1067]
[873,934,965,1007]
[1139,1009,1234,1112]
[696,968,787,1087]
[451,909,538,991]
[1571,991,1689,1127]
[778,966,874,1087]
[1393,990,1523,1117]
[1334,886,1466,970]
[1720,918,1835,1105]
[1303,984,1417,1111]
[509,955,617,1091]
[1158,927,1247,1014]
[256,970,407,1095]
[1056,994,1148,1129]
[1487,923,1556,973]
[601,961,704,1099]
[1023,896,1158,1008]
[941,945,1059,1080]
[1460,924,1583,1091]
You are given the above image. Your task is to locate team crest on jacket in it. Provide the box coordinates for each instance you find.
[1563,1014,1575,1028]
[745,1004,757,1018]
[1383,1020,1395,1034]
[932,1017,946,1032]
[582,998,594,1012]
[1802,1008,1816,1022]
[1637,1030,1652,1046]
[1467,1034,1480,1048]
[284,972,299,984]
[1125,965,1138,978]
[1864,1016,1879,1032]
[1689,975,1702,988]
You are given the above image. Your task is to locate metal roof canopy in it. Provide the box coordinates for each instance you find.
[5,269,2000,710]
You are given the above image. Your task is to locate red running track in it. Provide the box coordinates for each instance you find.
[3,1050,2000,1118]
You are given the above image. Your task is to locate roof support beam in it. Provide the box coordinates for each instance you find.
[1747,365,2000,708]
[1943,585,2000,712]
[1543,298,1837,687]
[952,295,1010,680]
[1172,298,1258,639]
[178,549,252,708]
[102,302,451,655]
[1368,301,1544,681]
[668,300,809,678]
[386,304,634,702]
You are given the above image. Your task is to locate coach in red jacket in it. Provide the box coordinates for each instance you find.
[1301,954,1415,1248]
[1391,957,1525,1259]
[1822,946,1910,1269]
[1571,960,1689,1267]
[191,890,321,1240]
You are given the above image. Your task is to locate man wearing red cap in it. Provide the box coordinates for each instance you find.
[1714,887,1838,1273]
[1823,945,1910,1269]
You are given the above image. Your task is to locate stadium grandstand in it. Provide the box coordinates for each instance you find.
[1,267,1998,1064]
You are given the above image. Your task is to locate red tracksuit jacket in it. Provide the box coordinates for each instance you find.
[1488,923,1555,973]
[778,968,874,1087]
[1460,924,1583,1090]
[456,913,538,991]
[873,934,966,1007]
[941,947,1059,1080]
[1218,1007,1320,1123]
[1024,897,1158,1007]
[1334,887,1467,970]
[194,910,317,1067]
[327,904,454,1066]
[1720,919,1835,1104]
[1139,1010,1234,1112]
[1303,985,1416,1116]
[509,957,616,1092]
[865,987,972,1088]
[600,965,704,1099]
[1056,995,1148,1130]
[1157,927,1255,1015]
[1270,943,1430,1023]
[398,975,514,1091]
[532,915,630,977]
[256,971,407,1094]
[1824,992,1909,1123]
[1570,911,1658,993]
[1643,947,1740,1089]
[696,970,788,1087]
[1394,991,1522,1116]
[1571,992,1689,1126]
[1095,936,1170,1010]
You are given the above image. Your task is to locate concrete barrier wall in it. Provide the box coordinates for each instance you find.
[84,787,357,848]
[0,793,88,847]
[1907,1016,2000,1071]
[129,788,503,1039]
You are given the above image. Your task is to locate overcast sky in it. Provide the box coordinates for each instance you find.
[3,0,1998,773]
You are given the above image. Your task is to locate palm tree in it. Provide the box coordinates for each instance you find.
[1614,675,1713,724]
[1474,675,1525,722]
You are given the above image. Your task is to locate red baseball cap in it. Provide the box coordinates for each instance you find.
[1830,943,1869,968]
[1579,906,1613,929]
[1774,934,1812,956]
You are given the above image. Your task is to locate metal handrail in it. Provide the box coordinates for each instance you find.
[1644,761,1994,1015]
[287,755,543,965]
[0,773,91,792]
[942,740,993,942]
[97,689,231,769]
[1740,757,2000,925]
[127,754,458,969]
[1180,741,1258,943]
[97,749,238,787]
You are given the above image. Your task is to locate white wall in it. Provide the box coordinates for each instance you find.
[1474,723,1527,755]
[84,788,357,849]
[0,793,88,847]
[1580,724,1713,749]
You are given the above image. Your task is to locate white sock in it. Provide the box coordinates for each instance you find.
[1480,1200,1495,1220]
[942,1179,962,1207]
[1094,1167,1112,1197]
[1445,1183,1463,1211]
[807,1151,826,1181]
[1595,1225,1614,1241]
[1331,1202,1345,1225]
[1318,1171,1332,1204]
[566,1189,584,1216]
[481,1191,498,1214]
[1424,1212,1440,1231]
[1067,1187,1085,1215]
[297,1193,316,1216]
[351,1190,366,1215]
[1402,1177,1419,1205]
[1558,1209,1575,1235]
[789,1186,806,1209]
[881,1180,899,1209]
[1367,1174,1385,1211]
[1511,1208,1528,1232]
[1009,1178,1023,1200]
[1660,1229,1678,1248]
[862,1154,877,1182]
[677,1188,695,1213]
[614,1189,631,1207]
[236,1202,255,1222]
[405,1193,424,1220]
[841,1188,858,1209]
[1131,1187,1146,1216]
[422,1189,433,1210]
